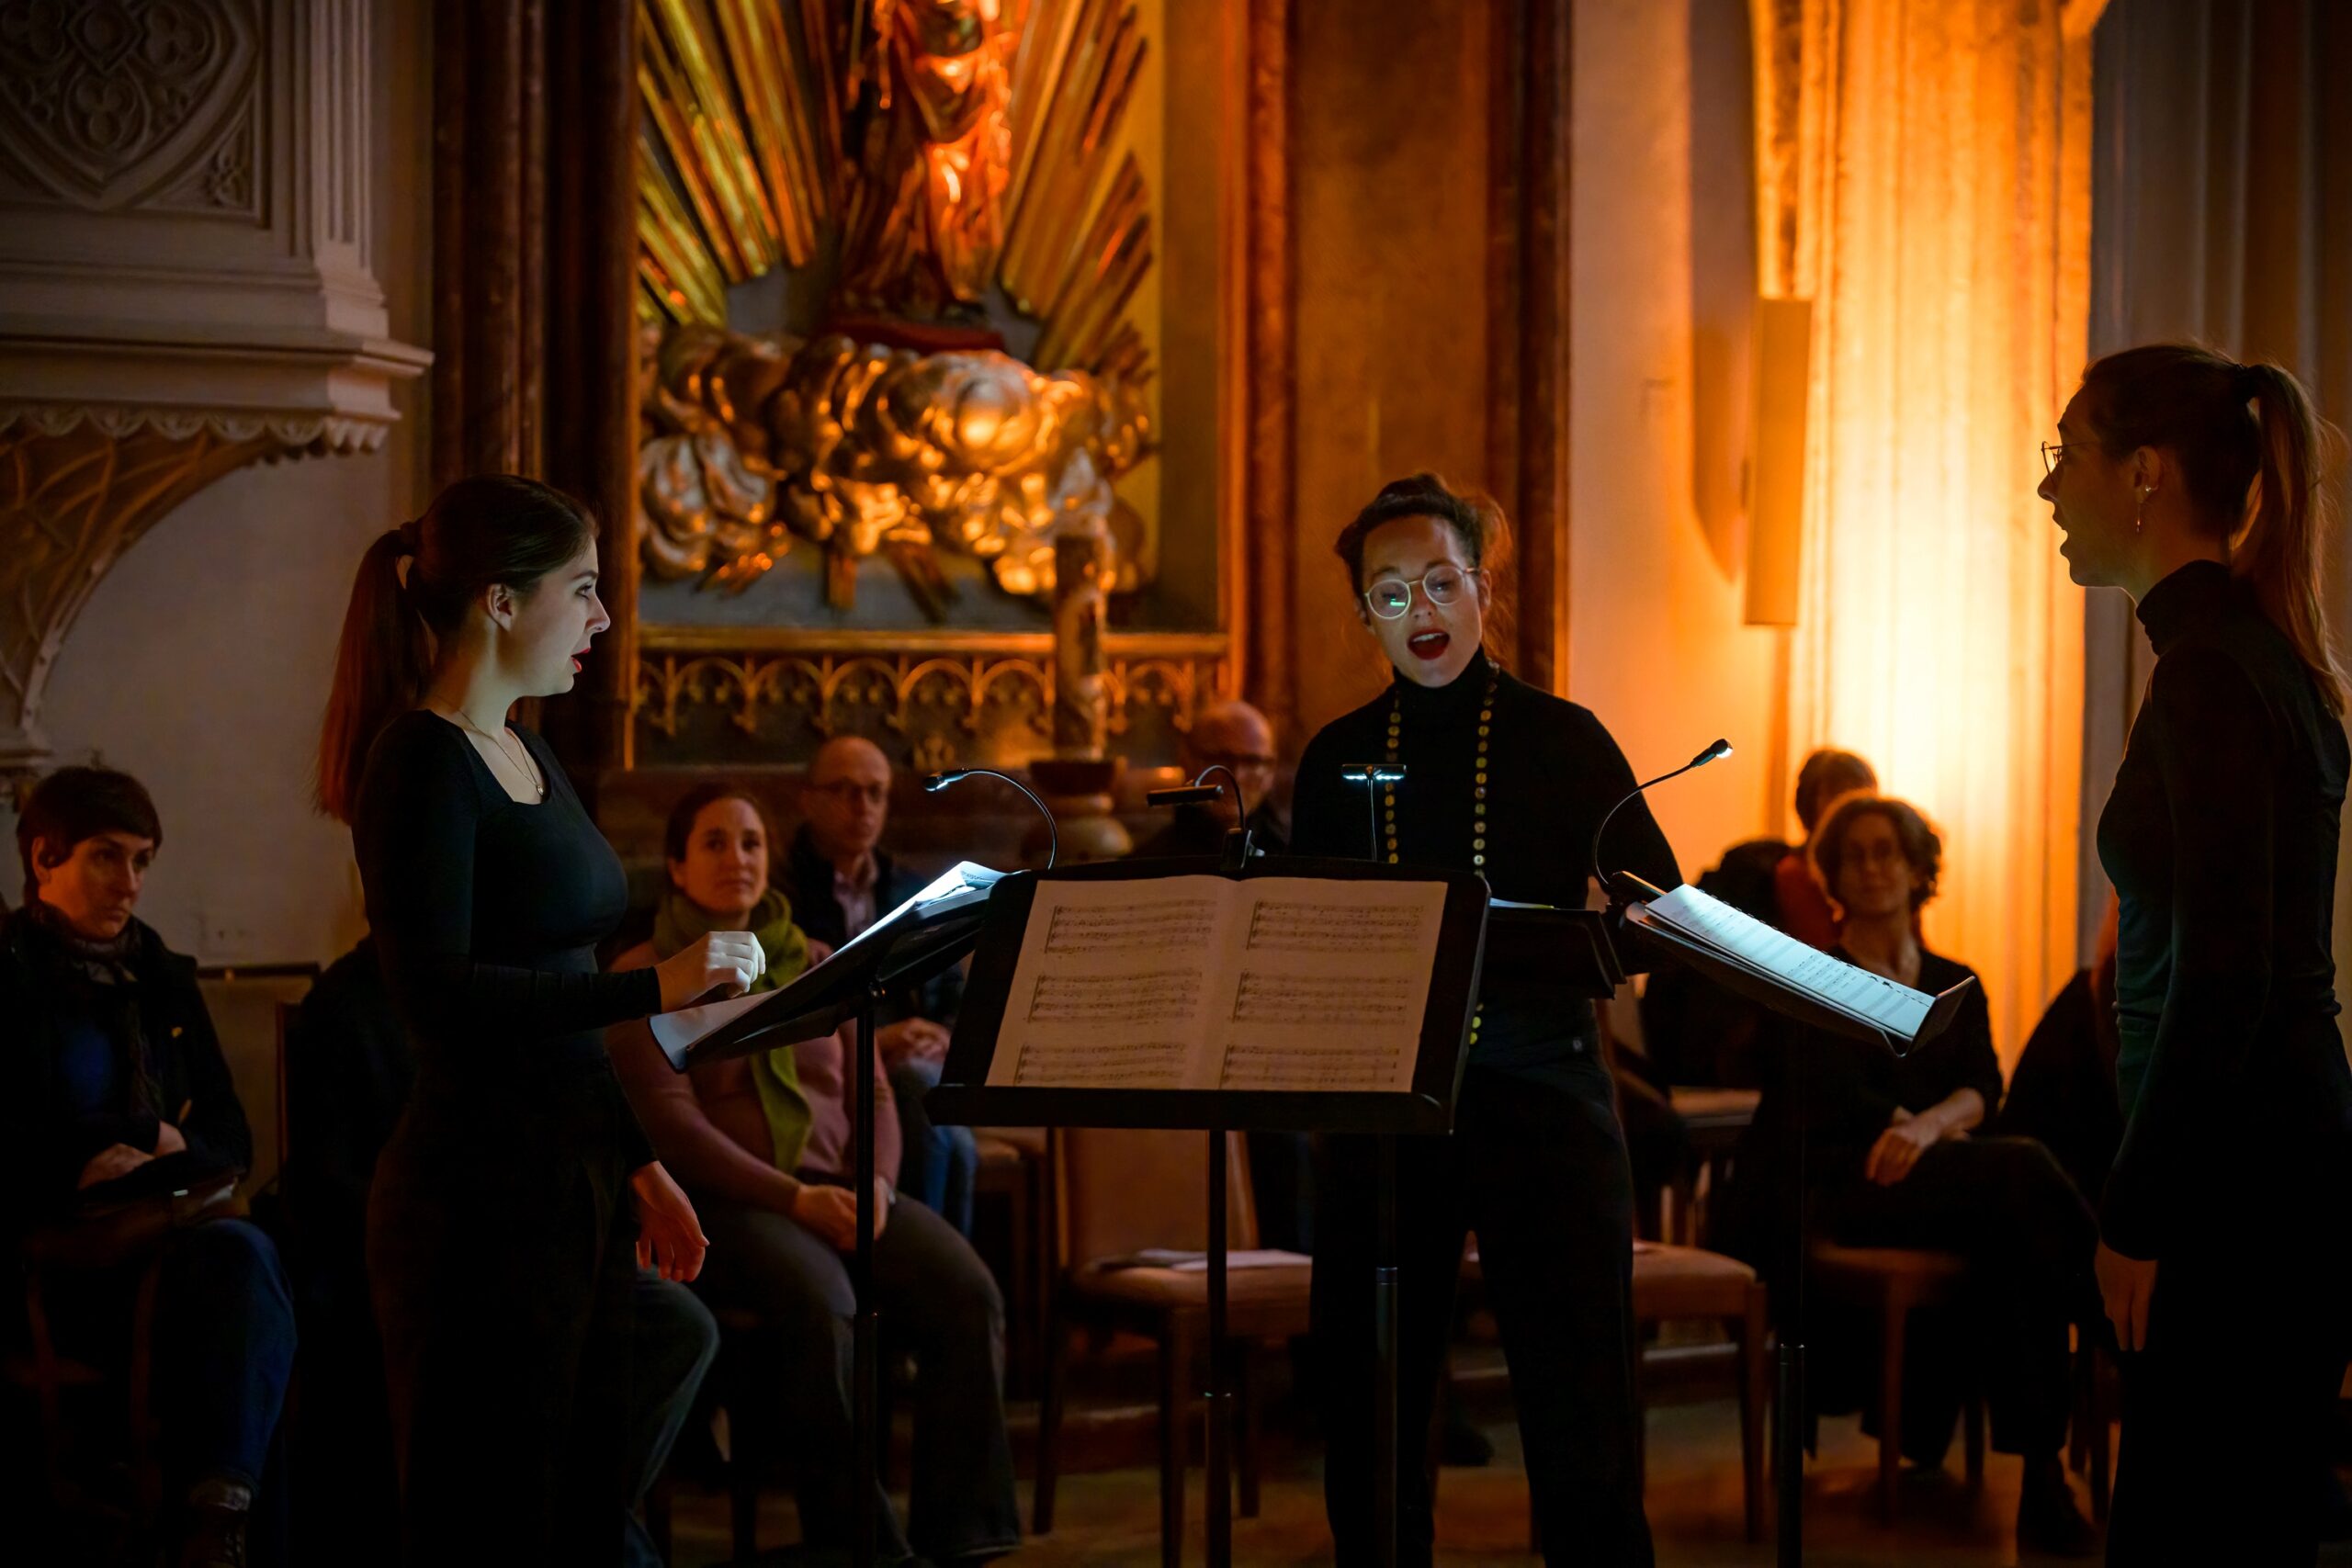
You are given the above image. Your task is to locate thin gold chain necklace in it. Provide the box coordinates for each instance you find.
[447,706,545,800]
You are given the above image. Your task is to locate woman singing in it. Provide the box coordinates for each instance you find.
[1291,474,1679,1567]
[2040,347,2352,1562]
[317,476,755,1562]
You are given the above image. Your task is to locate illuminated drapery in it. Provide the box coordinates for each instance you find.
[1753,0,2104,1063]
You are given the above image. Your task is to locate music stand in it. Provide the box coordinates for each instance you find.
[926,857,1625,1568]
[1608,872,1975,1568]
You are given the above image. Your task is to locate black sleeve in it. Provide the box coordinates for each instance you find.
[2099,649,2277,1258]
[1926,970,2004,1116]
[168,975,253,1176]
[1287,729,1362,862]
[356,719,662,1046]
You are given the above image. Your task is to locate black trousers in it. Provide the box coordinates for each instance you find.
[1313,1061,1653,1568]
[1819,1135,2097,1460]
[2106,1207,2352,1564]
[368,1065,640,1565]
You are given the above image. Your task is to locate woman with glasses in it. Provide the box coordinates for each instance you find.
[2040,347,2352,1562]
[1289,472,1680,1567]
[1739,794,2099,1554]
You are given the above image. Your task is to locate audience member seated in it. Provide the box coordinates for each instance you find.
[782,736,980,1236]
[0,767,292,1568]
[610,806,1020,1565]
[1736,793,2100,1555]
[1993,896,2126,1208]
[280,935,719,1568]
[1773,748,1878,949]
[1132,698,1290,859]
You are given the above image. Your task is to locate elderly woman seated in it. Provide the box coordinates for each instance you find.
[1736,793,2100,1556]
[608,782,1019,1564]
[0,767,294,1568]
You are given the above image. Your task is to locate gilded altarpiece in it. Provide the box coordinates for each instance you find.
[624,0,1256,773]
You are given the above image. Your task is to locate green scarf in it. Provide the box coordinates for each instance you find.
[652,887,814,1174]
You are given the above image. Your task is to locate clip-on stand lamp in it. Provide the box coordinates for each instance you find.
[1340,760,1408,1568]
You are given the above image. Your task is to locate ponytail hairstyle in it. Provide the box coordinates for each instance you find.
[316,475,598,822]
[1333,472,1517,663]
[2078,344,2347,715]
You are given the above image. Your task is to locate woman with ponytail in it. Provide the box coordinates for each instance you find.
[319,475,762,1562]
[2041,347,2352,1561]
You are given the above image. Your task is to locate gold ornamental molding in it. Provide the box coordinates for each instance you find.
[631,633,1229,772]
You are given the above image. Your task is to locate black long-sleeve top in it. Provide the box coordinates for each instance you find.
[1290,649,1680,1084]
[2096,559,2352,1258]
[1747,946,2001,1189]
[353,711,660,1165]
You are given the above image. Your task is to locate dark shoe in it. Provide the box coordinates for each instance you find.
[178,1505,248,1568]
[2015,1467,2098,1558]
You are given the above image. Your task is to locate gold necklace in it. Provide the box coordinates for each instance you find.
[1385,662,1498,1047]
[449,707,545,800]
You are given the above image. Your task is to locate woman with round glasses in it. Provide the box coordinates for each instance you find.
[1290,473,1681,1567]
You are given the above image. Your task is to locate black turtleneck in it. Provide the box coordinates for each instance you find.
[1291,649,1679,1082]
[2095,558,2352,1258]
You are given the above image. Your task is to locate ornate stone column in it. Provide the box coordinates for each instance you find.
[0,0,429,775]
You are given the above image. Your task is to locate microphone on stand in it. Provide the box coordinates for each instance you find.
[1589,739,1733,902]
[923,768,1060,870]
[1146,765,1256,871]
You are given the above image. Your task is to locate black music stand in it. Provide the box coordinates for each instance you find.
[1608,873,1975,1568]
[925,857,1622,1568]
[657,874,998,1568]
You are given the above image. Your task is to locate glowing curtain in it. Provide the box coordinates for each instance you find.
[1753,0,2104,1064]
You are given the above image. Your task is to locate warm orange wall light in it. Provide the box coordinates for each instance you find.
[1751,0,2107,1066]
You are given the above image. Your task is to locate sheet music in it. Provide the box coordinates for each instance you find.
[1644,883,1934,1040]
[984,875,1450,1093]
[648,987,768,1059]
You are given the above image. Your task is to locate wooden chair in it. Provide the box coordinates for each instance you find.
[1032,1127,1311,1568]
[2067,1330,2116,1521]
[1804,1241,1984,1522]
[973,1125,1053,1396]
[1462,1237,1771,1546]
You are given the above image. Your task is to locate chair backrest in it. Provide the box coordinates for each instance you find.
[1053,1126,1260,1269]
[194,964,319,1195]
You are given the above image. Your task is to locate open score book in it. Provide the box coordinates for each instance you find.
[982,874,1454,1093]
[1627,881,1974,1048]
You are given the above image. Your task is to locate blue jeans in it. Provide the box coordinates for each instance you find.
[53,1218,298,1560]
[890,1055,979,1236]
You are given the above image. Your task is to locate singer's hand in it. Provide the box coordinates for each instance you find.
[655,931,766,1011]
[631,1162,708,1281]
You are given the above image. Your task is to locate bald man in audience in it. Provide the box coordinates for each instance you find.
[1132,699,1289,860]
[782,735,980,1235]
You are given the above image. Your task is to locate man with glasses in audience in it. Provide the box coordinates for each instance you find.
[1132,698,1290,862]
[783,735,978,1235]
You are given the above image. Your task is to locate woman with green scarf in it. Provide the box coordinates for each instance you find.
[609,783,1019,1563]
